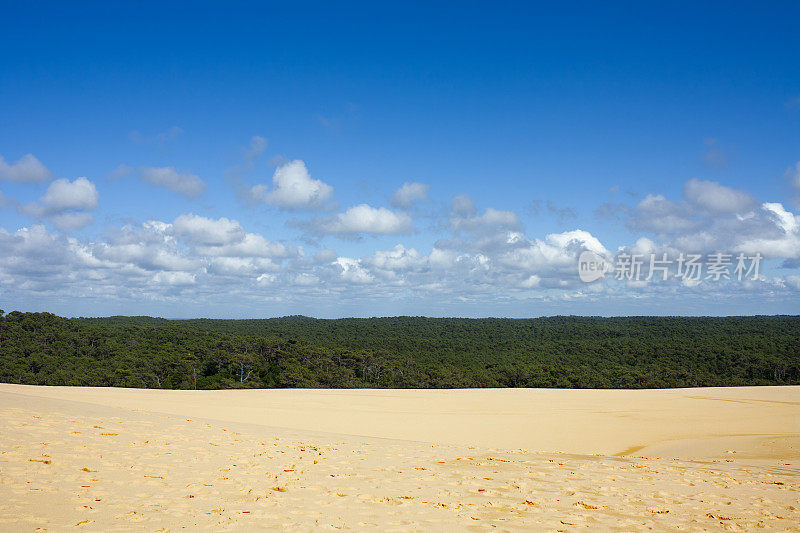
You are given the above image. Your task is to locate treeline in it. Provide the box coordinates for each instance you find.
[0,310,798,389]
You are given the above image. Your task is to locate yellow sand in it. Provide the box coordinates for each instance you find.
[0,384,797,531]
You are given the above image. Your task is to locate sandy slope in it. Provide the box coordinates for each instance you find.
[0,384,798,531]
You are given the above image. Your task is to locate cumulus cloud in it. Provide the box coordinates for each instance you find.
[49,212,95,231]
[167,214,295,259]
[630,194,698,233]
[684,178,754,213]
[249,160,333,209]
[14,213,297,295]
[313,249,338,264]
[613,176,800,261]
[39,177,98,212]
[391,182,430,208]
[141,166,206,198]
[308,204,413,236]
[3,168,800,311]
[95,221,198,272]
[365,244,426,273]
[0,220,327,301]
[0,154,52,183]
[544,229,608,257]
[451,194,477,217]
[195,232,293,259]
[429,247,459,269]
[292,272,320,286]
[171,214,245,246]
[630,179,757,238]
[1,202,798,312]
[334,257,373,283]
[735,203,800,258]
[0,225,79,287]
[153,271,195,286]
[21,177,99,230]
[493,229,610,289]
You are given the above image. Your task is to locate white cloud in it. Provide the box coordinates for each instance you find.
[21,177,99,230]
[310,204,413,235]
[520,275,541,288]
[334,257,373,283]
[545,229,609,257]
[256,273,276,286]
[763,202,799,233]
[1,201,798,311]
[153,271,195,286]
[429,247,458,269]
[313,249,338,264]
[451,194,477,217]
[3,167,800,311]
[391,182,430,208]
[195,232,293,259]
[629,236,657,256]
[614,176,800,261]
[99,242,197,272]
[141,166,205,198]
[250,160,333,209]
[480,208,520,228]
[207,256,280,277]
[0,225,78,285]
[735,203,800,258]
[94,222,197,272]
[630,180,758,239]
[630,194,697,233]
[684,178,754,213]
[167,214,295,259]
[40,177,98,212]
[0,154,52,183]
[50,212,94,231]
[497,229,609,283]
[171,214,245,246]
[292,272,320,286]
[365,244,426,272]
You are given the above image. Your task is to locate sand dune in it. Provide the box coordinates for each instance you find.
[0,384,797,531]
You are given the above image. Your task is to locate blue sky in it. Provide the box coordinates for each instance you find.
[1,1,799,317]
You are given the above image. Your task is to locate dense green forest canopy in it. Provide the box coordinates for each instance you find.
[1,310,798,389]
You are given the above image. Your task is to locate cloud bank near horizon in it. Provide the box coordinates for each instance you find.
[2,147,800,317]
